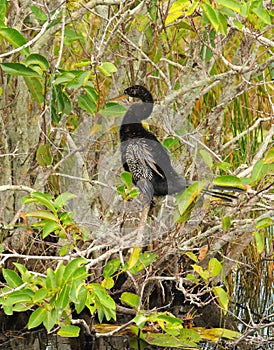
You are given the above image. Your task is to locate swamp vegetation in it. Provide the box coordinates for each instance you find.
[0,1,273,349]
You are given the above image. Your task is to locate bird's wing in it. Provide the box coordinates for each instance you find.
[125,139,164,182]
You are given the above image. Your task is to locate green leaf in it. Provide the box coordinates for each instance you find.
[6,291,33,305]
[0,27,30,55]
[43,308,57,332]
[185,273,200,283]
[42,221,60,238]
[63,258,88,284]
[243,159,268,185]
[0,62,41,77]
[97,62,117,77]
[213,175,246,190]
[121,171,133,188]
[26,191,56,212]
[77,91,97,114]
[66,71,91,89]
[264,147,274,164]
[54,192,77,211]
[103,258,121,278]
[2,269,23,288]
[56,285,70,311]
[256,217,274,229]
[192,264,209,281]
[200,149,213,169]
[30,5,47,22]
[101,277,115,289]
[26,210,58,222]
[120,292,140,309]
[36,144,52,166]
[165,0,190,25]
[99,102,126,117]
[251,7,271,25]
[28,307,47,329]
[184,251,199,263]
[32,288,49,303]
[176,181,206,216]
[202,3,219,32]
[46,268,57,291]
[253,231,265,254]
[127,247,141,270]
[128,252,158,274]
[216,0,242,13]
[222,216,231,231]
[24,77,44,104]
[58,325,80,337]
[216,161,232,171]
[25,53,50,71]
[208,258,222,277]
[213,286,229,312]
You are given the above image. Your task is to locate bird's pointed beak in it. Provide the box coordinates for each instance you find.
[107,93,128,102]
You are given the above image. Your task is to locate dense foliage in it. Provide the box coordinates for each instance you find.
[0,0,273,348]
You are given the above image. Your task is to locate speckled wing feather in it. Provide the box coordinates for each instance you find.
[125,139,164,183]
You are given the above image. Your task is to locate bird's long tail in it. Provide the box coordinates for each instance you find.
[186,181,245,202]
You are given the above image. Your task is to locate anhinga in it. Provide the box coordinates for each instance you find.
[119,85,243,205]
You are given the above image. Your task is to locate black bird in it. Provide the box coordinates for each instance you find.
[119,85,243,204]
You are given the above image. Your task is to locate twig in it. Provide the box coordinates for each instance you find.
[0,2,66,58]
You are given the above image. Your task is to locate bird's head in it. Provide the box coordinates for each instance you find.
[124,85,147,98]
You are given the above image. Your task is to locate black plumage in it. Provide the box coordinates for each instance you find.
[119,85,242,204]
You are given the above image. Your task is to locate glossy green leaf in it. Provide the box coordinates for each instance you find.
[256,217,274,229]
[202,3,219,32]
[2,269,23,288]
[213,286,229,312]
[26,210,58,222]
[103,258,121,278]
[176,181,206,216]
[43,308,57,332]
[24,76,44,103]
[128,252,158,274]
[32,288,49,303]
[0,27,29,55]
[200,149,213,169]
[23,191,56,212]
[46,268,57,291]
[213,175,246,190]
[97,62,117,76]
[192,264,209,281]
[101,277,115,289]
[264,147,274,164]
[253,231,265,254]
[208,258,222,277]
[121,292,140,309]
[5,291,32,305]
[127,247,141,270]
[42,221,60,238]
[222,216,231,231]
[121,171,133,188]
[216,0,241,13]
[200,327,241,341]
[25,53,49,71]
[184,251,199,263]
[0,62,40,77]
[99,102,126,117]
[63,258,88,283]
[251,7,271,25]
[66,71,91,89]
[58,325,80,337]
[36,144,52,166]
[56,285,70,311]
[54,192,77,211]
[28,307,47,329]
[30,5,47,22]
[78,92,97,114]
[185,273,200,283]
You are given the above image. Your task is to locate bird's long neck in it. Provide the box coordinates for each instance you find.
[121,90,154,125]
